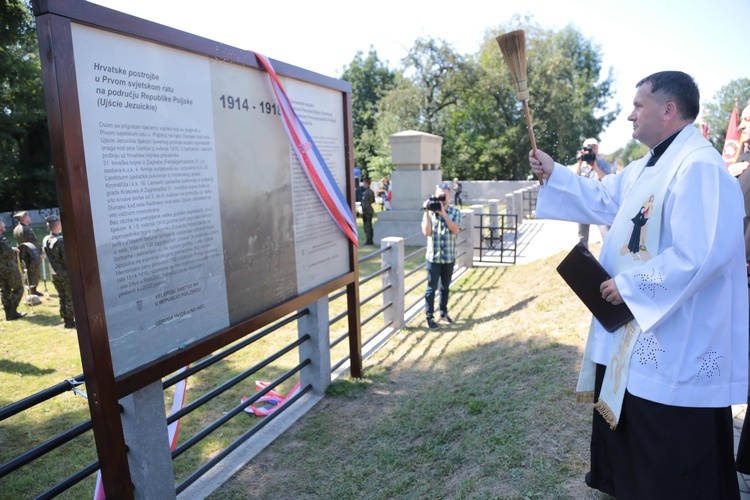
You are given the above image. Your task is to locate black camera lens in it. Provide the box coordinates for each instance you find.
[426,195,443,211]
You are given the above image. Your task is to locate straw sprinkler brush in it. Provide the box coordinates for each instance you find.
[495,29,541,185]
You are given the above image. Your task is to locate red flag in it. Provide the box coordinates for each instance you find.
[722,107,740,166]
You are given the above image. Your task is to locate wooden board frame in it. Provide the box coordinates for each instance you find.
[31,1,362,496]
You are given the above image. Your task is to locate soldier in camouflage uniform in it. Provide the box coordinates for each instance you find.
[43,215,75,329]
[13,211,44,297]
[0,220,26,321]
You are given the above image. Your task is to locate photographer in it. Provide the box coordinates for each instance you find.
[570,138,613,247]
[421,182,461,329]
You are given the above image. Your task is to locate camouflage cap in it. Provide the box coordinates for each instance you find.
[13,211,28,218]
[45,214,60,224]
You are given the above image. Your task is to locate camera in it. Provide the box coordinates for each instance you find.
[581,146,597,163]
[426,195,445,211]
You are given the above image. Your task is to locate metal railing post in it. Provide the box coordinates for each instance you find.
[297,297,331,394]
[381,237,405,330]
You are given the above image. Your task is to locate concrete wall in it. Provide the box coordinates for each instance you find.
[370,180,537,207]
[458,180,537,205]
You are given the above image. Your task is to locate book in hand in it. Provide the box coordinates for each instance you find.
[556,243,634,333]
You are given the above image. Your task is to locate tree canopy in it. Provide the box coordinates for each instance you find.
[342,19,618,180]
[0,0,56,211]
[340,47,397,181]
[702,78,750,152]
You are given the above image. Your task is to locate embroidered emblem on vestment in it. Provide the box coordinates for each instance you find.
[696,348,723,378]
[633,332,664,369]
[634,269,667,298]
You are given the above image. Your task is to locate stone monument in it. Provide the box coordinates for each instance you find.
[374,130,443,244]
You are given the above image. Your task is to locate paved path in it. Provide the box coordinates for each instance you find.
[515,218,750,497]
[514,219,595,264]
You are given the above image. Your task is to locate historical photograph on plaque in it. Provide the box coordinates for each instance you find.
[70,23,351,376]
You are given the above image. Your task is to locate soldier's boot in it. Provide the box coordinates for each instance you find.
[30,286,44,297]
[6,309,27,321]
[64,319,76,329]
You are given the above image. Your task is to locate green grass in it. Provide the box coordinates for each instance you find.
[208,246,610,500]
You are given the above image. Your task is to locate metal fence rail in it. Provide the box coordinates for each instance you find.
[2,214,479,497]
[474,213,518,264]
[0,310,312,498]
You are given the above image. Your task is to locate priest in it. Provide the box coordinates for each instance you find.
[529,71,748,498]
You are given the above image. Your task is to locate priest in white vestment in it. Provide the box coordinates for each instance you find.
[530,71,748,498]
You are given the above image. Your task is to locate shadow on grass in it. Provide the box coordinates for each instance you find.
[14,310,64,327]
[212,333,593,499]
[0,359,55,376]
[209,258,600,499]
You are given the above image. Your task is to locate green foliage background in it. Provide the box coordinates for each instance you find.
[0,0,56,212]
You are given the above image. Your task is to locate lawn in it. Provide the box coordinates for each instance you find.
[209,245,609,499]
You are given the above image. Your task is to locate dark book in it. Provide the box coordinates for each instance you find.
[556,243,634,333]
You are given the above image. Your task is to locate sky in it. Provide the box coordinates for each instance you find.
[90,0,747,155]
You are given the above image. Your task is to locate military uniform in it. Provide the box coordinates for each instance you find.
[361,180,376,245]
[0,232,25,320]
[43,216,75,328]
[13,211,43,296]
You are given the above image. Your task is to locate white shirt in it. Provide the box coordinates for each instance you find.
[537,126,748,407]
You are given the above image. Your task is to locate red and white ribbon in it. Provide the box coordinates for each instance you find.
[242,380,301,417]
[254,52,358,246]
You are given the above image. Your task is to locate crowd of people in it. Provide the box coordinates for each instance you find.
[1,211,74,328]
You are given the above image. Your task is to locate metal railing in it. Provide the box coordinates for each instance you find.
[0,310,313,497]
[475,213,518,264]
[0,212,476,497]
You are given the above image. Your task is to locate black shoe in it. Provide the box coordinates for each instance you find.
[64,320,76,329]
[31,290,44,297]
[427,319,440,329]
[440,314,454,324]
[6,311,26,321]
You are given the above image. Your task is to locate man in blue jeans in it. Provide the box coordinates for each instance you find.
[421,182,461,329]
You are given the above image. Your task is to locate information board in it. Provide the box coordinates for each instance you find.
[70,24,350,376]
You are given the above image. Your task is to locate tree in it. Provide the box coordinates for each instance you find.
[608,139,649,167]
[0,0,55,211]
[472,20,618,179]
[373,37,481,179]
[702,78,750,151]
[340,48,397,179]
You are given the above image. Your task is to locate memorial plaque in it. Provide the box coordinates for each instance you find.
[70,23,350,376]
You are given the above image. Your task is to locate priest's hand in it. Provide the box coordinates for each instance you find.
[600,278,623,305]
[529,149,555,182]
